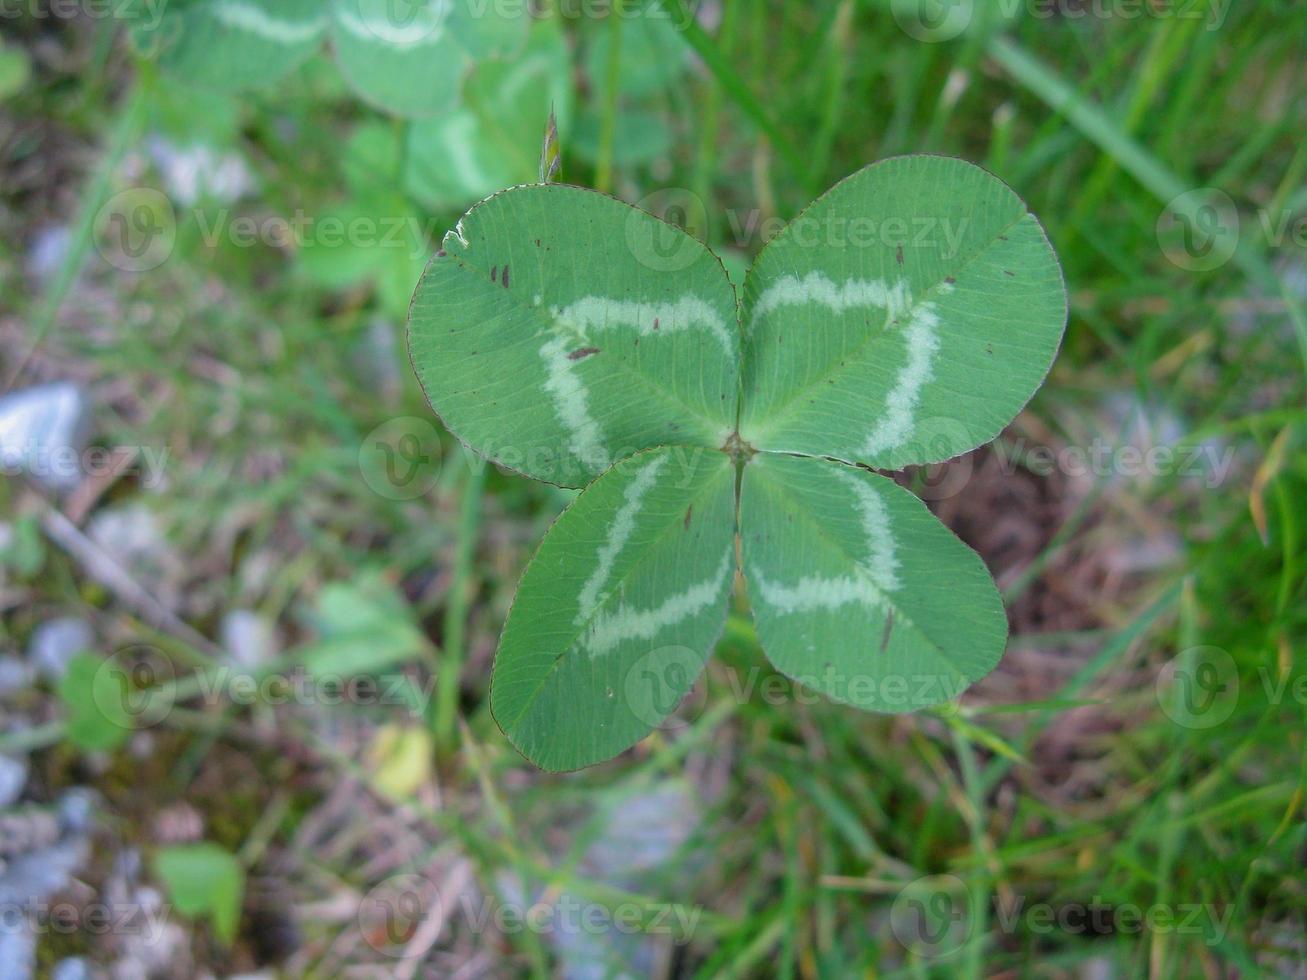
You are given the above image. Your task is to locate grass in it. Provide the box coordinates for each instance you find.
[0,0,1304,976]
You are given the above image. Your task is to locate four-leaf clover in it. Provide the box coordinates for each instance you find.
[408,155,1067,770]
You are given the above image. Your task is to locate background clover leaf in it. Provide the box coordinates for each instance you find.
[132,0,528,118]
[130,0,327,92]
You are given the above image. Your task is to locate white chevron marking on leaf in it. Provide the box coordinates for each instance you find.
[831,467,900,592]
[540,335,605,469]
[553,295,735,354]
[539,294,733,470]
[584,551,733,656]
[748,272,911,332]
[334,3,449,48]
[576,454,668,624]
[749,273,950,456]
[750,572,884,614]
[211,1,326,42]
[861,300,942,456]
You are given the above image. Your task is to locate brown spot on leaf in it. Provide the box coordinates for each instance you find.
[436,249,447,257]
[567,347,601,360]
[491,265,498,283]
[944,275,956,284]
[880,609,895,653]
[683,505,693,530]
[1003,270,1015,277]
[653,318,660,330]
[502,265,510,288]
[895,244,904,266]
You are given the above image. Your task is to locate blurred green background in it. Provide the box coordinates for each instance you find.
[0,0,1304,976]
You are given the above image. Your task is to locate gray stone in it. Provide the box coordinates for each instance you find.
[28,617,94,681]
[0,836,89,905]
[0,921,36,980]
[51,959,93,980]
[146,135,255,206]
[26,224,72,285]
[0,756,26,808]
[57,788,97,834]
[583,782,697,877]
[0,382,91,492]
[0,656,32,695]
[220,610,275,670]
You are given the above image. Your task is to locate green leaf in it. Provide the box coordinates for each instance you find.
[0,515,45,577]
[330,0,527,117]
[295,197,428,318]
[0,40,31,99]
[138,0,327,91]
[738,156,1067,469]
[408,184,740,487]
[584,11,689,97]
[404,19,573,209]
[572,107,672,166]
[59,653,133,752]
[298,573,427,679]
[491,446,736,771]
[154,843,245,944]
[740,453,1006,712]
